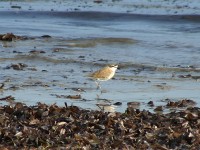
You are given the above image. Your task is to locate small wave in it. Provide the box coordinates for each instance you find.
[66,37,137,47]
[120,63,200,73]
[1,10,200,22]
[0,55,93,67]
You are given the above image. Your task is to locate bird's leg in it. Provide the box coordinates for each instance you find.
[95,81,105,94]
[95,81,101,90]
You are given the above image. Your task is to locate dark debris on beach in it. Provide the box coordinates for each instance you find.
[0,33,27,41]
[0,33,50,42]
[0,100,199,149]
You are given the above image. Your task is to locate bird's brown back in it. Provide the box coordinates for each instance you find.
[89,67,114,80]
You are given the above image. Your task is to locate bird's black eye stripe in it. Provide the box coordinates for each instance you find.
[110,65,118,68]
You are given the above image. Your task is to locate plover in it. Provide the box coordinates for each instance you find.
[89,64,118,89]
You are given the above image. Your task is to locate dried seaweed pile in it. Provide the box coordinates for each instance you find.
[0,33,48,42]
[0,102,199,149]
[0,33,27,41]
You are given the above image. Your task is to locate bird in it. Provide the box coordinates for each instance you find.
[88,64,118,90]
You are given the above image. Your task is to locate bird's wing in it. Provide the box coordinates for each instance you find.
[90,67,113,79]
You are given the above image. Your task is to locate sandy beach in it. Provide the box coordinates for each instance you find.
[0,0,200,149]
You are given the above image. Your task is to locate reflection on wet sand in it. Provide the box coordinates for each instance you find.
[96,103,116,112]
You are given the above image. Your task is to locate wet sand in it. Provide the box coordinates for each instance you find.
[0,31,200,113]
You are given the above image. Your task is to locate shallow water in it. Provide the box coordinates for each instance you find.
[0,1,200,113]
